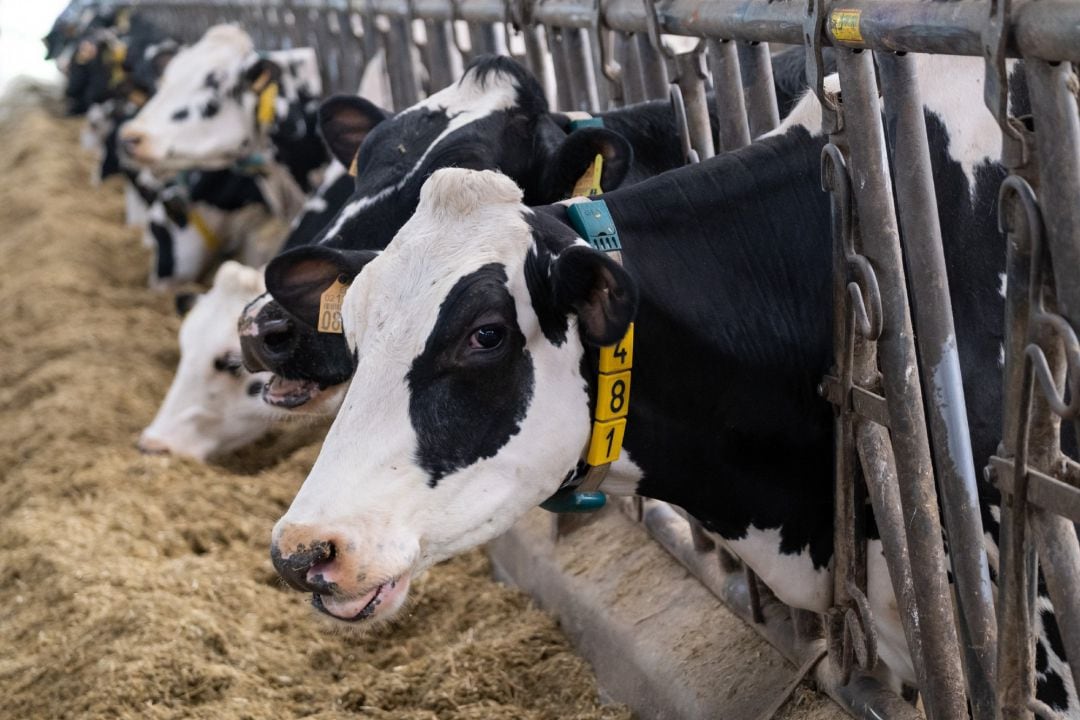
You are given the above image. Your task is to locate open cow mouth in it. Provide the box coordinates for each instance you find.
[262,375,320,408]
[312,575,410,623]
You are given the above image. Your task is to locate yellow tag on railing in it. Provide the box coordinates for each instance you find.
[348,153,359,177]
[595,370,631,422]
[571,153,604,198]
[586,417,627,465]
[599,322,634,373]
[829,9,863,43]
[257,82,279,128]
[317,278,349,334]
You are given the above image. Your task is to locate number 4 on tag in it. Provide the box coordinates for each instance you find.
[317,278,350,334]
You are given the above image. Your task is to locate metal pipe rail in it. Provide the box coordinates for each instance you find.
[110,1,1080,719]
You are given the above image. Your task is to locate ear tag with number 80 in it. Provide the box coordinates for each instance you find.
[317,277,350,334]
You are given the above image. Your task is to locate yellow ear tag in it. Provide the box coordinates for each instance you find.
[188,210,220,253]
[571,153,605,198]
[257,82,279,128]
[317,277,350,334]
[347,153,359,177]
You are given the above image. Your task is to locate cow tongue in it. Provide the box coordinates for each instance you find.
[262,375,319,408]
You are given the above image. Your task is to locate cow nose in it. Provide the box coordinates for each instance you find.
[270,535,337,593]
[136,434,171,455]
[119,127,145,157]
[240,315,295,373]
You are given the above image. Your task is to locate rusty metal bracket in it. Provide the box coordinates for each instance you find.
[804,0,839,135]
[983,0,1029,169]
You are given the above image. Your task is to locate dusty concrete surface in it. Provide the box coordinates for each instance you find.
[489,506,848,720]
[0,105,630,720]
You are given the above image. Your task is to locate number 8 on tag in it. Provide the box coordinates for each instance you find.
[317,278,350,334]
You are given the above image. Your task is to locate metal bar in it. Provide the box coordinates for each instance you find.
[1025,59,1080,331]
[834,46,968,720]
[995,175,1041,720]
[993,459,1080,525]
[856,422,929,702]
[736,41,779,137]
[424,18,457,89]
[706,39,750,152]
[672,49,714,160]
[634,33,668,100]
[876,50,998,720]
[384,15,421,108]
[468,22,499,55]
[565,27,600,112]
[548,27,578,111]
[617,32,647,105]
[1031,508,1080,700]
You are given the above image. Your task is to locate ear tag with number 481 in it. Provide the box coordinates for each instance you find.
[317,277,350,334]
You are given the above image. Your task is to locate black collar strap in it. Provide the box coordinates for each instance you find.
[540,198,634,513]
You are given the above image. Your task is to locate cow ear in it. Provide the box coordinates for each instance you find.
[317,95,388,168]
[551,245,638,346]
[244,57,283,90]
[175,292,198,317]
[265,245,378,328]
[539,127,632,203]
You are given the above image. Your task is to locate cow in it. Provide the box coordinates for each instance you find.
[137,164,354,459]
[118,24,327,210]
[264,54,1077,714]
[137,261,277,460]
[142,168,281,290]
[239,51,827,411]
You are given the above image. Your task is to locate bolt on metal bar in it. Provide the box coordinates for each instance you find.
[834,46,968,720]
[876,50,998,720]
[736,41,778,138]
[705,39,751,152]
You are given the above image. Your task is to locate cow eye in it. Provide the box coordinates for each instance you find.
[469,325,505,350]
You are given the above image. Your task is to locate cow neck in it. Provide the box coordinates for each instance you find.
[541,127,837,549]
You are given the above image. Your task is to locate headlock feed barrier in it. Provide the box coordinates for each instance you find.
[107,0,1080,718]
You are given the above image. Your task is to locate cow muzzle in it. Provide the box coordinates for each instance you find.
[270,526,412,624]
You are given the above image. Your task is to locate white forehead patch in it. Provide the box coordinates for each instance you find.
[319,67,523,241]
[341,169,527,352]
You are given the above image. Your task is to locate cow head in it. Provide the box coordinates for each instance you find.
[119,24,320,173]
[240,55,634,410]
[138,262,279,460]
[270,169,636,625]
[143,169,269,289]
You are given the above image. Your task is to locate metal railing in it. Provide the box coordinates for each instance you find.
[112,1,1080,717]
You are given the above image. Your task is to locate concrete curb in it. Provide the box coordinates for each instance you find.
[487,505,847,720]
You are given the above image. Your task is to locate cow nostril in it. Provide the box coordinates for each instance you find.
[271,538,336,593]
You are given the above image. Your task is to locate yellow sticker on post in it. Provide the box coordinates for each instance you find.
[829,9,863,43]
[317,278,350,334]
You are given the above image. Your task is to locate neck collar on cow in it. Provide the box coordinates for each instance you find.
[188,209,221,253]
[540,197,633,514]
[233,153,271,176]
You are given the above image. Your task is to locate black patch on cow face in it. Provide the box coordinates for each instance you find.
[150,222,174,279]
[170,107,189,121]
[202,99,220,119]
[246,380,264,397]
[406,264,534,487]
[204,72,220,90]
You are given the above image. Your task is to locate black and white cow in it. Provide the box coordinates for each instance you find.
[142,168,280,289]
[118,23,327,206]
[239,52,818,411]
[137,162,354,459]
[265,55,1076,713]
